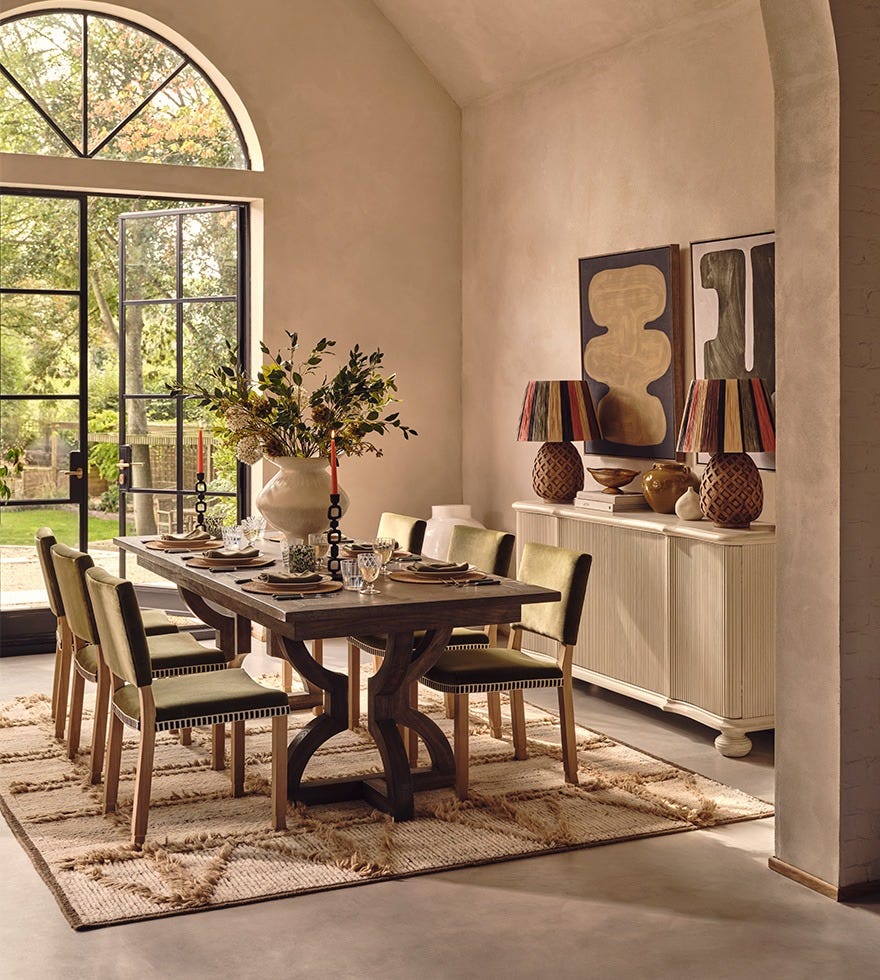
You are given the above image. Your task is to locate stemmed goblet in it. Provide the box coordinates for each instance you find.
[309,531,330,570]
[357,551,382,595]
[373,536,395,576]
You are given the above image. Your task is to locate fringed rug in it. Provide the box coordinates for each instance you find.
[0,679,772,929]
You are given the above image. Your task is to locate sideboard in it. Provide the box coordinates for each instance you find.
[513,500,775,756]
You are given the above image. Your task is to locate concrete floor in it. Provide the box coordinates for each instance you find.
[2,643,879,980]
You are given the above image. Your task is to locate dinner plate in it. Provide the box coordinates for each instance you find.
[388,569,486,584]
[186,555,275,569]
[145,538,223,552]
[241,579,343,595]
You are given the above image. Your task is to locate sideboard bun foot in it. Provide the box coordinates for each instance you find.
[714,730,753,757]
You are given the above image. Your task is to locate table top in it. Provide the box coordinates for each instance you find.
[116,536,560,641]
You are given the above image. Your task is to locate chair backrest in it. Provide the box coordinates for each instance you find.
[50,543,98,644]
[447,525,515,577]
[85,566,152,689]
[35,527,65,618]
[514,542,592,647]
[377,512,427,554]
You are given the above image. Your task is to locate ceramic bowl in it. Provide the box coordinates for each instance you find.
[586,467,640,494]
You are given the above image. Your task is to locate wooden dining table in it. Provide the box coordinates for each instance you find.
[116,535,560,821]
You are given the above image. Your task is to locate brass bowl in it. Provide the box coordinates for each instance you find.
[586,467,640,494]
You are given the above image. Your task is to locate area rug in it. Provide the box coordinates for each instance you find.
[0,679,772,930]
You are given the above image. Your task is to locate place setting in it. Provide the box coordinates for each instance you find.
[144,528,223,552]
[389,558,499,586]
[240,569,343,598]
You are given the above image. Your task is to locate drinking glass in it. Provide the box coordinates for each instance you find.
[340,559,362,591]
[241,515,266,547]
[373,536,395,575]
[309,531,330,568]
[357,552,382,594]
[221,525,241,550]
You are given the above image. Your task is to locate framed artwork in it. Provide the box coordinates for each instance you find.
[579,245,683,460]
[691,232,775,470]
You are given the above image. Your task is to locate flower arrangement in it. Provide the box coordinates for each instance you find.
[184,332,417,464]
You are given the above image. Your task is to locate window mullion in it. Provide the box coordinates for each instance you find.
[0,62,84,157]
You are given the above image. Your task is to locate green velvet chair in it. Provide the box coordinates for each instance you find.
[50,542,230,784]
[376,512,427,555]
[35,528,179,743]
[418,542,592,800]
[346,525,516,761]
[85,566,290,846]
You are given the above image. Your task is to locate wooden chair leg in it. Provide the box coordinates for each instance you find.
[67,671,85,760]
[179,728,192,745]
[54,619,73,742]
[348,643,361,729]
[271,714,287,830]
[487,692,503,738]
[558,682,579,784]
[371,654,382,674]
[444,693,455,719]
[510,689,528,760]
[280,660,293,693]
[211,723,225,770]
[453,693,469,800]
[231,720,245,796]
[312,639,324,716]
[103,711,124,814]
[131,726,156,848]
[50,622,62,721]
[89,659,110,785]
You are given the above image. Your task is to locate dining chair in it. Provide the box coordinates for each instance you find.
[346,525,516,756]
[50,542,230,784]
[35,528,179,742]
[85,566,290,846]
[418,542,592,800]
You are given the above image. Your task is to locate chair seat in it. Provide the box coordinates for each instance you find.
[145,632,228,677]
[113,668,291,732]
[74,633,227,682]
[142,609,180,636]
[420,646,564,694]
[349,627,490,657]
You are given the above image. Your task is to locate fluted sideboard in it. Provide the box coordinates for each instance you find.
[513,500,775,756]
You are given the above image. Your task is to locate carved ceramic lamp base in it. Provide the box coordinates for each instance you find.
[532,441,584,503]
[700,452,764,529]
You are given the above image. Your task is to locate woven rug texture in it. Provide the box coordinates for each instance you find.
[0,677,773,929]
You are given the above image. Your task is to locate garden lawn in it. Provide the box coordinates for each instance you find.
[0,507,125,546]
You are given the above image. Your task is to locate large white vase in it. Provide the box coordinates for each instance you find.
[255,456,349,543]
[422,504,484,560]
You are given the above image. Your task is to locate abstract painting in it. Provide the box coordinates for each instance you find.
[579,245,683,459]
[691,232,775,469]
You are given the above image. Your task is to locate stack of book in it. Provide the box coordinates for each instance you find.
[573,490,648,513]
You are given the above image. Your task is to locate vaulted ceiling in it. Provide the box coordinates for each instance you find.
[373,0,745,105]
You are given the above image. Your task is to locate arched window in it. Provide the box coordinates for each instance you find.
[0,9,248,168]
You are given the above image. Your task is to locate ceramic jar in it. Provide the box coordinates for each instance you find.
[422,504,484,560]
[641,461,697,514]
[674,486,704,521]
[255,456,349,543]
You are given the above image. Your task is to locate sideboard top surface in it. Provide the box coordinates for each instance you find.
[513,500,776,545]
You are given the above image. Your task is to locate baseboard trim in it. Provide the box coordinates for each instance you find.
[769,857,880,901]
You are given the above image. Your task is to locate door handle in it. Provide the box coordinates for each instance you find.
[64,467,84,479]
[117,460,131,469]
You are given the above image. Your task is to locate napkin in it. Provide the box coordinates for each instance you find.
[203,546,260,560]
[256,571,323,584]
[412,561,470,574]
[161,528,211,542]
[346,542,375,553]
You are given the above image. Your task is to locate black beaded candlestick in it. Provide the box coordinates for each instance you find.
[194,471,208,529]
[326,493,343,580]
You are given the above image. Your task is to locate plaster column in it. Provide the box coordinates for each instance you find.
[762,0,880,897]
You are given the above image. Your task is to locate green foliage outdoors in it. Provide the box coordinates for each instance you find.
[0,507,128,546]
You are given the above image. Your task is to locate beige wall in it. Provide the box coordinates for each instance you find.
[461,0,775,532]
[0,0,463,539]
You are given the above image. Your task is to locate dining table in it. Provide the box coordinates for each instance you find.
[116,535,560,821]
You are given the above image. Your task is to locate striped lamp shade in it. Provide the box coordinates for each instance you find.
[517,380,601,443]
[676,379,776,455]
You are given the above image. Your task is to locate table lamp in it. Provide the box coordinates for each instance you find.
[676,378,775,528]
[517,380,601,503]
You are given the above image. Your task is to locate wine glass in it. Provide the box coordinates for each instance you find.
[373,536,395,575]
[357,551,382,595]
[241,516,264,549]
[309,531,330,569]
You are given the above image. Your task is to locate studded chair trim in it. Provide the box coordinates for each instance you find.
[112,700,290,733]
[419,674,564,695]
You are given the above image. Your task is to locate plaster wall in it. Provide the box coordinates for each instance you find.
[0,0,463,539]
[461,0,775,534]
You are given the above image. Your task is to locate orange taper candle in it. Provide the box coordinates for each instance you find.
[329,431,338,494]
